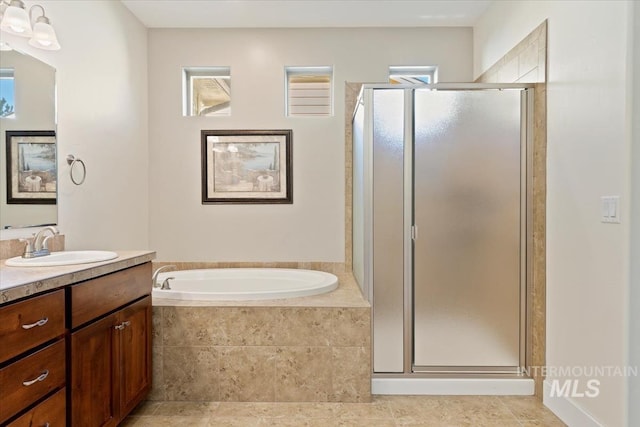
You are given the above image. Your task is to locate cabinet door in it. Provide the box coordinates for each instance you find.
[118,296,152,417]
[70,313,119,427]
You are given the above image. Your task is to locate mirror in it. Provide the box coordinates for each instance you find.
[0,46,57,230]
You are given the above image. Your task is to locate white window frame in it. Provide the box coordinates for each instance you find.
[285,66,333,117]
[389,66,438,85]
[182,66,231,117]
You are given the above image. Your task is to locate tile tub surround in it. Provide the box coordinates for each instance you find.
[124,395,567,426]
[149,267,371,403]
[152,262,348,277]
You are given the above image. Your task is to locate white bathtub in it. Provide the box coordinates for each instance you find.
[152,268,338,301]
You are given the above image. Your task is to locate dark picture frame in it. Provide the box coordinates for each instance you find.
[201,129,292,204]
[5,130,57,205]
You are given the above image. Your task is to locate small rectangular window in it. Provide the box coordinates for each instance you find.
[183,67,231,116]
[286,66,333,117]
[389,66,437,85]
[0,68,15,118]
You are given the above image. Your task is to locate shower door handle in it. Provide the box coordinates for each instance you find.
[411,225,418,241]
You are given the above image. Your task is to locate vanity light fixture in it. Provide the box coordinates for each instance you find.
[0,0,60,50]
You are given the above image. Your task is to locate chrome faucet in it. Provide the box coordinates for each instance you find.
[152,265,176,289]
[160,276,174,290]
[20,226,59,258]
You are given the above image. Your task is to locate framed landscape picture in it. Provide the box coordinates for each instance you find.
[6,130,57,204]
[201,129,292,204]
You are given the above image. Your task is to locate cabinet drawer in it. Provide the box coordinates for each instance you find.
[0,290,65,363]
[0,339,65,423]
[7,387,66,427]
[70,262,151,328]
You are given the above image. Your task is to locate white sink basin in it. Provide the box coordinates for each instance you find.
[5,251,119,267]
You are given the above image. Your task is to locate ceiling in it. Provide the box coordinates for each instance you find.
[121,0,492,28]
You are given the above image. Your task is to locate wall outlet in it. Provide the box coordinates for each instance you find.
[601,196,621,223]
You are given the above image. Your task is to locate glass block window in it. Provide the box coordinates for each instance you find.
[389,66,437,85]
[286,66,333,117]
[183,67,231,116]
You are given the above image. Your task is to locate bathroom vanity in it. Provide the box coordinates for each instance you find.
[0,250,155,426]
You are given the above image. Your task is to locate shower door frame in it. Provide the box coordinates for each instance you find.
[359,83,535,378]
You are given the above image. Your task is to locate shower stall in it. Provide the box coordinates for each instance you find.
[352,84,534,391]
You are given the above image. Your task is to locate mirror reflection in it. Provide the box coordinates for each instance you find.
[0,46,57,229]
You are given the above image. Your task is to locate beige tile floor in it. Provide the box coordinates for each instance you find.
[123,396,567,426]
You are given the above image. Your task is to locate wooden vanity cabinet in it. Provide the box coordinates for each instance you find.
[69,263,152,427]
[0,289,66,425]
[0,260,152,426]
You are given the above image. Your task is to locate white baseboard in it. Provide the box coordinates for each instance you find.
[372,377,535,395]
[543,380,603,427]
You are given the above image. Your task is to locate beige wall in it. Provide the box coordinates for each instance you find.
[0,1,149,250]
[148,27,473,262]
[475,1,633,426]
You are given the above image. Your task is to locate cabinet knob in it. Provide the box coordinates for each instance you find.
[21,317,49,329]
[22,370,49,386]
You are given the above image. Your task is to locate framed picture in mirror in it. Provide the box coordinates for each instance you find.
[201,129,292,204]
[6,130,57,204]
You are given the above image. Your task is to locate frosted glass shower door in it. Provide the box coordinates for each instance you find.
[413,89,523,369]
[372,89,406,373]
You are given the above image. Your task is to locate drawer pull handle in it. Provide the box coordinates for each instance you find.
[22,370,49,386]
[44,424,50,427]
[22,317,48,329]
[114,321,131,331]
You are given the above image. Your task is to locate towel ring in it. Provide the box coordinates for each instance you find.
[66,154,86,185]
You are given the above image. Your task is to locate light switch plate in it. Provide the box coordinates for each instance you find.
[601,196,621,223]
